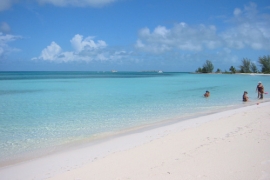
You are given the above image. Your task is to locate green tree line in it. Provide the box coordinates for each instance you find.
[195,55,270,74]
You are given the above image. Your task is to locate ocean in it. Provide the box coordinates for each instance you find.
[0,71,269,165]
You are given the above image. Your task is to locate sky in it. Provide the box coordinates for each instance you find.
[0,0,270,72]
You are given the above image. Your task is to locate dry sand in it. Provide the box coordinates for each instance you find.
[1,102,270,180]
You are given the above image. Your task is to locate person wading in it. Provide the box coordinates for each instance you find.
[256,81,264,99]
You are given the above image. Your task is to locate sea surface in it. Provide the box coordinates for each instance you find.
[0,71,269,165]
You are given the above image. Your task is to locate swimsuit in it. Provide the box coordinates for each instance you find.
[257,85,264,93]
[243,94,247,102]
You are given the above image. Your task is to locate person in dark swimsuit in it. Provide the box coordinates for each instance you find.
[256,81,264,99]
[204,90,210,97]
[243,91,248,102]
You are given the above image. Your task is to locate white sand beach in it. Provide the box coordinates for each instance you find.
[1,102,270,180]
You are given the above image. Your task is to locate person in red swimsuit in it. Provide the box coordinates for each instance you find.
[256,81,264,99]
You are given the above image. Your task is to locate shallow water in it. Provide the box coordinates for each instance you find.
[0,71,269,164]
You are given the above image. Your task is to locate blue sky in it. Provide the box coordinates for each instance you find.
[0,0,270,72]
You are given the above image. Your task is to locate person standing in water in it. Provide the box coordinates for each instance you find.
[243,91,249,102]
[204,91,210,97]
[256,81,264,99]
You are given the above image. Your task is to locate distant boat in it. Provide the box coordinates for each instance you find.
[158,70,163,73]
[111,70,117,73]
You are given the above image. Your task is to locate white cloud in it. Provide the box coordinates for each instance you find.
[37,0,116,7]
[0,22,11,33]
[0,32,21,58]
[0,0,17,11]
[135,23,221,53]
[39,41,62,61]
[70,34,107,52]
[153,26,170,37]
[34,34,130,63]
[135,3,270,54]
[0,33,18,44]
[221,2,270,50]
[233,8,242,16]
[0,0,118,11]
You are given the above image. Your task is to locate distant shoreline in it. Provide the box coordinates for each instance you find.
[192,72,270,75]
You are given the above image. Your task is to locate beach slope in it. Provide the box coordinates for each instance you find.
[1,102,270,180]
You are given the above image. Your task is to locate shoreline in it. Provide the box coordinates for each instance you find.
[1,101,270,179]
[1,98,269,168]
[191,72,270,75]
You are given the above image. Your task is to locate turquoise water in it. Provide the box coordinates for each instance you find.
[0,71,269,164]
